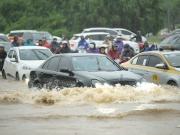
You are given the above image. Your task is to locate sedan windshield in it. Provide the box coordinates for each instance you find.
[20,49,52,60]
[164,53,180,67]
[72,56,120,71]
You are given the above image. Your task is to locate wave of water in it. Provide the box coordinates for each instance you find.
[0,83,180,104]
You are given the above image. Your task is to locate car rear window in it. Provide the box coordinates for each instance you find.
[9,32,24,37]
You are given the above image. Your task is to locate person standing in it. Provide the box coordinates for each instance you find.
[114,36,124,55]
[107,43,121,61]
[12,35,20,47]
[131,31,142,43]
[0,44,7,72]
[102,36,112,50]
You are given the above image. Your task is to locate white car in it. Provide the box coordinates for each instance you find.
[2,46,53,81]
[82,27,119,37]
[69,32,140,54]
[113,28,147,43]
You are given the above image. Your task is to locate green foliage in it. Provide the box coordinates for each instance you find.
[0,0,178,37]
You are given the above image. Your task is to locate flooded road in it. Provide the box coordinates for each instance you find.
[0,75,180,135]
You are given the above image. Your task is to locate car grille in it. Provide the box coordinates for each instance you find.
[110,80,136,86]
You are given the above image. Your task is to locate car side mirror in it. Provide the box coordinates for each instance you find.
[60,67,74,76]
[155,63,166,69]
[10,58,18,62]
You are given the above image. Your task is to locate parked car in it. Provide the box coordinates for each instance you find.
[69,32,140,54]
[8,30,37,42]
[112,28,147,43]
[161,29,180,41]
[121,50,180,87]
[0,33,12,52]
[20,31,53,45]
[82,27,120,38]
[158,33,180,50]
[2,46,53,80]
[28,53,146,89]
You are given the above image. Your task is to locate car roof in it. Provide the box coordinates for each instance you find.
[55,53,107,57]
[74,32,111,36]
[83,27,117,31]
[112,28,129,31]
[10,30,37,33]
[140,50,180,55]
[0,33,6,36]
[11,46,49,50]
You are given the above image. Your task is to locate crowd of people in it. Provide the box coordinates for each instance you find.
[0,32,157,74]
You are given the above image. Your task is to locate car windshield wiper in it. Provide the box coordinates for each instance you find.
[32,50,43,60]
[38,51,49,57]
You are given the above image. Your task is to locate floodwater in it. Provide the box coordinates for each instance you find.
[0,75,180,135]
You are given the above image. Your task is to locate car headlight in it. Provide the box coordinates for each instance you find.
[22,65,31,70]
[91,79,102,86]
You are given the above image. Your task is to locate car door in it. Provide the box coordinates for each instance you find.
[128,55,149,78]
[143,55,168,85]
[57,56,76,88]
[40,56,61,87]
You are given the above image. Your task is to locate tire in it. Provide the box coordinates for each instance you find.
[35,82,42,90]
[15,72,20,81]
[2,70,7,79]
[76,82,84,87]
[22,75,26,81]
[167,81,177,86]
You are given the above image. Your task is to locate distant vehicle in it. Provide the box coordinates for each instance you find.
[82,27,119,38]
[28,53,146,89]
[20,31,53,45]
[121,50,180,86]
[8,30,37,42]
[69,32,140,54]
[2,46,53,81]
[161,29,180,41]
[112,28,147,43]
[0,33,12,52]
[158,34,180,50]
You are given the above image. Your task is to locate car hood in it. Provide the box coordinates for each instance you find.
[75,70,141,81]
[21,60,45,69]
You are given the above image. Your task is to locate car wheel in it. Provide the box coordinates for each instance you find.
[2,70,7,79]
[76,82,84,87]
[15,72,20,81]
[35,82,42,89]
[22,75,26,81]
[167,81,177,86]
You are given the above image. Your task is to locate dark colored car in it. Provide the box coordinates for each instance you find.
[28,53,146,90]
[161,29,180,41]
[0,33,12,52]
[158,34,180,50]
[20,31,53,45]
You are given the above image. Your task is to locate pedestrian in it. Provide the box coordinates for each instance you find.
[37,40,43,46]
[12,35,20,47]
[0,44,7,72]
[114,36,124,55]
[121,44,135,63]
[102,35,112,50]
[42,37,51,49]
[140,41,149,52]
[59,41,71,53]
[144,44,156,52]
[107,43,121,63]
[77,35,89,51]
[86,42,99,54]
[86,35,93,44]
[50,38,59,53]
[24,39,35,46]
[98,44,108,55]
[131,31,142,43]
